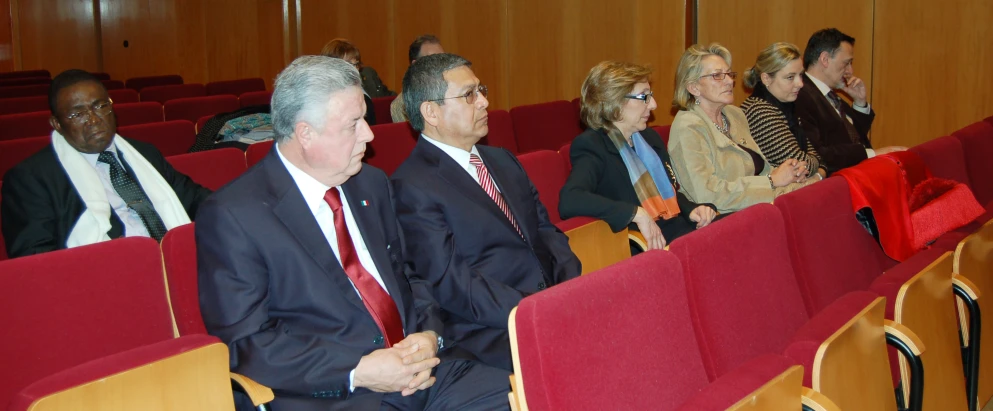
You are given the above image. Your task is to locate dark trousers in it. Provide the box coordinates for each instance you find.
[379,359,511,410]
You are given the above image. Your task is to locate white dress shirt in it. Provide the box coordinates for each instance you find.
[421,133,502,192]
[276,145,392,392]
[80,140,150,238]
[806,74,874,158]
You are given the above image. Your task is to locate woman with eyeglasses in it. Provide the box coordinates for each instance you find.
[668,43,815,214]
[741,42,826,180]
[559,61,718,252]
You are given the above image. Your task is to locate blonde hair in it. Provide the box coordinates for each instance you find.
[744,42,802,89]
[320,38,361,63]
[672,43,732,110]
[580,61,653,130]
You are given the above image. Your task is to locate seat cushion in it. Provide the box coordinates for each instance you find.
[676,354,798,410]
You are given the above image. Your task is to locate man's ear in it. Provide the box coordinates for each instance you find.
[293,121,312,148]
[421,101,440,128]
[48,116,62,134]
[818,51,832,68]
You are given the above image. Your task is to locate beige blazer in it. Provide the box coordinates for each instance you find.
[667,104,814,213]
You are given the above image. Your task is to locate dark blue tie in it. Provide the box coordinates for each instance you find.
[97,151,167,241]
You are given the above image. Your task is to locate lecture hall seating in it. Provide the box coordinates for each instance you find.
[118,120,196,157]
[140,83,207,105]
[205,78,266,97]
[125,75,183,91]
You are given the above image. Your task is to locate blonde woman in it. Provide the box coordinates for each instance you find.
[741,42,826,179]
[668,43,816,214]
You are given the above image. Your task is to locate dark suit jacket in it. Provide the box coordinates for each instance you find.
[360,66,396,99]
[390,139,582,371]
[197,150,444,410]
[559,127,713,236]
[795,73,875,174]
[1,137,210,258]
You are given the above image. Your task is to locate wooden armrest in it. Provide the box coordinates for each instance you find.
[883,320,925,356]
[953,274,981,300]
[562,219,630,274]
[230,372,274,406]
[800,387,840,411]
[508,374,521,411]
[628,230,647,252]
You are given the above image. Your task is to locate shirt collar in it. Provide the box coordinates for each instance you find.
[806,73,834,97]
[276,143,335,215]
[80,138,119,168]
[420,133,481,173]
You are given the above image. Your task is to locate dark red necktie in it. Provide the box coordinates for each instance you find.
[324,188,405,347]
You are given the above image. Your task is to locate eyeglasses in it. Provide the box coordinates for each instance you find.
[699,72,737,81]
[428,85,488,105]
[624,91,654,104]
[64,99,114,124]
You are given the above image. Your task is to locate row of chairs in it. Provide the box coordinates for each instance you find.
[0,73,264,99]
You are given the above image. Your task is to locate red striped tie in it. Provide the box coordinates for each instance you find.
[324,188,405,347]
[469,154,523,237]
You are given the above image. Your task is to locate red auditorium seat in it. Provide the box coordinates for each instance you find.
[0,69,50,80]
[0,84,49,98]
[558,143,571,169]
[0,185,5,261]
[509,250,828,410]
[125,75,183,91]
[954,121,993,207]
[206,78,265,96]
[161,223,206,335]
[652,125,672,146]
[101,79,124,90]
[0,136,50,179]
[245,140,273,167]
[196,115,211,133]
[239,90,272,107]
[140,83,206,104]
[909,135,972,187]
[0,77,50,88]
[371,96,395,125]
[113,101,164,126]
[89,72,111,80]
[0,111,52,141]
[166,148,247,191]
[0,238,176,408]
[517,150,569,223]
[482,109,517,153]
[164,95,238,124]
[107,88,140,104]
[0,96,49,115]
[118,120,196,157]
[510,100,583,153]
[365,122,417,175]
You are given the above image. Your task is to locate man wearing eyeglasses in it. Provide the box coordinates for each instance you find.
[391,53,582,372]
[1,69,210,258]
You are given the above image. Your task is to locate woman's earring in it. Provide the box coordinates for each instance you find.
[695,99,701,105]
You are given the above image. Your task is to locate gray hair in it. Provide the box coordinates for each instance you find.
[402,53,471,131]
[672,43,732,111]
[271,55,361,143]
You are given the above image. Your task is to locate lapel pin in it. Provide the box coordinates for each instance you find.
[360,200,369,207]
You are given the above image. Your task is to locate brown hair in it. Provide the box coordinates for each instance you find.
[744,42,801,89]
[580,61,652,130]
[320,38,361,64]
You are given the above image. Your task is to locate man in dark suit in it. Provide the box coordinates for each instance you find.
[391,53,582,372]
[196,55,509,410]
[1,69,210,258]
[795,28,905,174]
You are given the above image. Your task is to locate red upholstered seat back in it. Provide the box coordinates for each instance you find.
[166,148,247,191]
[510,100,583,153]
[652,125,672,147]
[668,204,810,380]
[164,95,239,123]
[118,120,196,157]
[161,223,207,335]
[0,77,50,88]
[774,177,894,315]
[372,96,396,125]
[558,143,571,169]
[114,102,165,126]
[206,78,265,96]
[0,136,49,179]
[125,75,183,91]
[0,69,50,80]
[89,72,111,81]
[954,121,993,205]
[514,250,711,410]
[0,96,48,115]
[483,109,518,154]
[517,150,568,223]
[0,84,49,98]
[102,80,124,90]
[140,83,206,105]
[0,111,51,141]
[0,238,176,407]
[108,88,140,104]
[366,122,417,176]
[909,135,971,187]
[246,140,274,168]
[239,90,272,107]
[0,186,5,261]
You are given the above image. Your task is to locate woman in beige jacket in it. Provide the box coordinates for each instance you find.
[668,43,817,214]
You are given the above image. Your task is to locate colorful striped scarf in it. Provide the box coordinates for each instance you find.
[607,128,681,220]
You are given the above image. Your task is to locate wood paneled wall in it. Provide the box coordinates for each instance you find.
[13,0,102,74]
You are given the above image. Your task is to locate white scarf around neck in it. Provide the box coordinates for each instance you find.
[52,130,191,248]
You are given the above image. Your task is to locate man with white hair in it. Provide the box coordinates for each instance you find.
[196,55,510,410]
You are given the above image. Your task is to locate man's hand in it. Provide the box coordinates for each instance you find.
[633,207,666,250]
[843,76,868,107]
[875,146,908,156]
[352,345,440,394]
[688,206,717,229]
[395,331,439,365]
